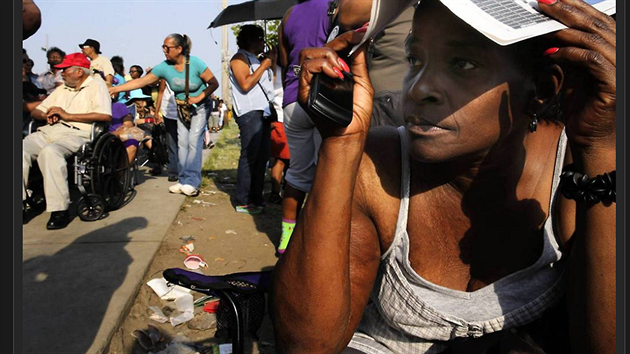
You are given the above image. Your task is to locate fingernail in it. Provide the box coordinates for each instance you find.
[355,27,368,33]
[338,58,350,73]
[537,0,557,5]
[333,67,344,80]
[544,47,560,56]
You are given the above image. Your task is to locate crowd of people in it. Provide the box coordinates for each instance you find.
[22,34,226,229]
[22,0,617,352]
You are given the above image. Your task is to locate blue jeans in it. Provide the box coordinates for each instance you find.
[235,110,271,206]
[164,118,179,179]
[177,101,209,189]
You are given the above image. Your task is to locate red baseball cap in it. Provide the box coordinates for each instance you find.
[54,52,91,69]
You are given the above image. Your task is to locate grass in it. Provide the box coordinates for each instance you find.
[201,124,241,189]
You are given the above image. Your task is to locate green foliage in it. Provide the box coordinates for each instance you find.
[231,20,280,49]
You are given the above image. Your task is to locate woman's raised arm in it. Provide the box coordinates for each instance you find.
[539,1,616,353]
[271,30,382,354]
[109,72,159,96]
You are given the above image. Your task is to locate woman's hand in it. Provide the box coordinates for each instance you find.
[261,46,278,65]
[297,29,374,139]
[538,0,616,153]
[108,86,120,97]
[188,95,204,105]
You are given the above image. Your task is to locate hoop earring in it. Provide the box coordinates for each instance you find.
[529,112,538,133]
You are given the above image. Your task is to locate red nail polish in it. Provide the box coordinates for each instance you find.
[333,67,344,80]
[338,58,350,73]
[537,0,557,5]
[355,27,368,33]
[544,47,559,56]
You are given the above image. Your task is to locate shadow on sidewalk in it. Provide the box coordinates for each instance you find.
[22,217,147,354]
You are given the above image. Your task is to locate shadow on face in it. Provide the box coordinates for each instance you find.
[401,0,536,165]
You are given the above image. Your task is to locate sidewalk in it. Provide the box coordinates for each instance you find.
[105,125,281,354]
[21,149,213,354]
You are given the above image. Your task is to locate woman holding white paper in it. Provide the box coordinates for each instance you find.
[272,0,616,353]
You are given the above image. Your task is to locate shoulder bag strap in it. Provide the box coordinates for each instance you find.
[185,55,190,103]
[245,55,272,103]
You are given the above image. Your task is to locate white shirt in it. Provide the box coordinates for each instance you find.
[160,81,178,120]
[89,55,115,79]
[38,70,63,95]
[229,49,275,117]
[35,76,112,132]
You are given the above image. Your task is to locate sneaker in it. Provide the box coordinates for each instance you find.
[168,176,178,182]
[235,205,262,215]
[180,184,199,196]
[169,183,183,194]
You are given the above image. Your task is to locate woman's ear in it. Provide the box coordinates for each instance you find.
[530,64,564,114]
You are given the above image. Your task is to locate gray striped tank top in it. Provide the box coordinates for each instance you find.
[347,126,568,354]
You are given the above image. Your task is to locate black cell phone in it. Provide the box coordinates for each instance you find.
[304,71,354,127]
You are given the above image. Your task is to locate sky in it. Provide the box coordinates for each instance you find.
[22,0,255,99]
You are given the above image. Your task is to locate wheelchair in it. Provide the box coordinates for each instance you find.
[24,119,133,222]
[163,268,273,354]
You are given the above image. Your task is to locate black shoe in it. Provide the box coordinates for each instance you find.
[150,166,162,176]
[46,210,70,230]
[168,176,178,182]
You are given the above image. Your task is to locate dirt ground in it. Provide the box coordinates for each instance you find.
[106,126,282,354]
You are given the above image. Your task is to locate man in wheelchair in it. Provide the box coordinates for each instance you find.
[23,52,112,230]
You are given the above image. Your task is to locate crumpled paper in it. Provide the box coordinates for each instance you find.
[146,278,195,326]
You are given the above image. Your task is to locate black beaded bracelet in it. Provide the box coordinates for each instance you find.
[559,165,616,204]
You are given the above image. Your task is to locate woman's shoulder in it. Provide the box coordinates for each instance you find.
[152,60,170,72]
[190,55,207,65]
[230,52,248,62]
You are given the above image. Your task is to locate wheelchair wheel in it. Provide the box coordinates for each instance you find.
[90,133,131,210]
[77,194,107,221]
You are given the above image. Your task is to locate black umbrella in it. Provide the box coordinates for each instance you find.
[208,0,297,28]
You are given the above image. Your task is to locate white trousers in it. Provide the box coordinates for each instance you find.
[23,124,90,212]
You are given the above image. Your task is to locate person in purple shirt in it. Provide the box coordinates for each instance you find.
[109,102,140,165]
[276,0,331,255]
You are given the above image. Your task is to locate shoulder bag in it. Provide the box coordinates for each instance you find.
[175,56,197,129]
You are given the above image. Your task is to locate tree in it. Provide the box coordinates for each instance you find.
[231,20,280,49]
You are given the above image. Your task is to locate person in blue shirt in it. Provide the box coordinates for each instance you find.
[110,33,219,196]
[111,55,128,104]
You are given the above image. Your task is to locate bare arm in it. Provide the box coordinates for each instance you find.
[277,6,293,82]
[278,15,290,85]
[24,100,42,114]
[109,72,159,95]
[30,107,47,121]
[188,68,220,105]
[536,1,617,353]
[155,79,166,121]
[229,54,272,93]
[271,31,378,353]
